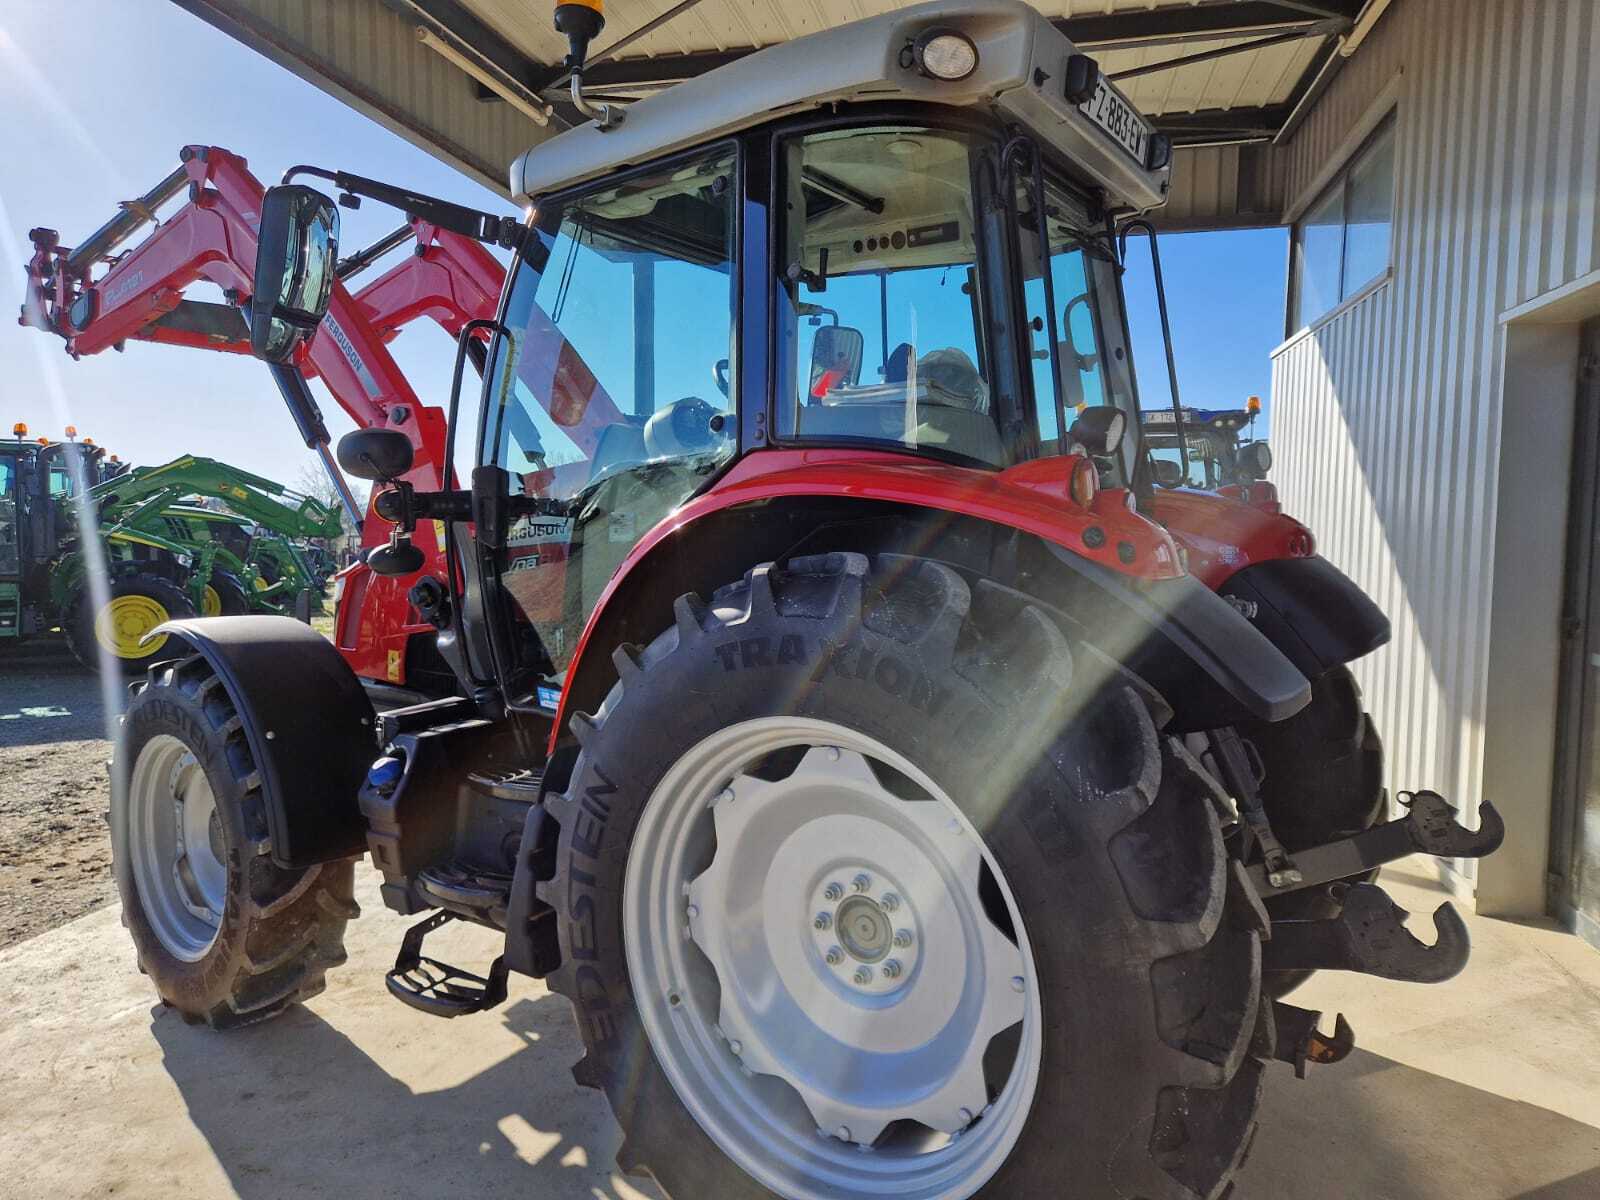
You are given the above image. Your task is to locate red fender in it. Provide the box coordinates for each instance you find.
[1144,487,1315,590]
[548,448,1183,750]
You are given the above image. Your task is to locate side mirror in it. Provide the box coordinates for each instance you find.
[250,185,340,363]
[1151,458,1183,487]
[1238,440,1272,480]
[367,540,426,576]
[337,428,413,482]
[1068,405,1127,457]
[809,324,865,395]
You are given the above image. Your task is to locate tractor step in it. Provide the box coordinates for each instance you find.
[385,911,509,1018]
[417,862,513,923]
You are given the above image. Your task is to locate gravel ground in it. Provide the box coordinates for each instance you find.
[0,643,121,949]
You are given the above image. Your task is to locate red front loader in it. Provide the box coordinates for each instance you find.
[21,145,505,694]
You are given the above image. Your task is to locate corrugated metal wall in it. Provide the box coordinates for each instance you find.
[1162,143,1284,230]
[1270,0,1600,897]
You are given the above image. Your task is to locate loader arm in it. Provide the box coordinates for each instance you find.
[21,146,441,488]
[92,455,344,541]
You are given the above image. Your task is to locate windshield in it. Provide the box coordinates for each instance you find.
[775,126,1005,466]
[484,145,738,674]
[1015,172,1141,482]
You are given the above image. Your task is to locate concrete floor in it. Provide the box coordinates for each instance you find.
[3,859,1597,1200]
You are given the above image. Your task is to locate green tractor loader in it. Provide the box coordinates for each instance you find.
[2,433,342,673]
[86,454,343,623]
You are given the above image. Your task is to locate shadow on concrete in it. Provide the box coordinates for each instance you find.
[0,648,109,748]
[153,991,657,1200]
[150,981,1600,1200]
[1244,1049,1600,1199]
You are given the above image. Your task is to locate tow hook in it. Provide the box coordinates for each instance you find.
[1246,789,1504,898]
[1271,1001,1355,1079]
[1262,881,1471,984]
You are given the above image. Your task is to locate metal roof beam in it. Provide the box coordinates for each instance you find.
[1107,22,1342,84]
[385,0,545,93]
[1156,104,1295,143]
[1056,0,1358,46]
[541,47,750,96]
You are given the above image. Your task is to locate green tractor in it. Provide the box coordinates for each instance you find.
[0,422,192,671]
[2,432,341,673]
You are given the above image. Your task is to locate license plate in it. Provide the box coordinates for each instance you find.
[1077,77,1149,166]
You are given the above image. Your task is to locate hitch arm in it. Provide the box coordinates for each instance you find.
[1246,789,1504,898]
[1263,882,1471,984]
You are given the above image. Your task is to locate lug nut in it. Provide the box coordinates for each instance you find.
[1010,975,1025,993]
[881,892,900,913]
[814,912,833,930]
[893,928,913,947]
[853,966,872,985]
[824,882,844,901]
[686,903,700,920]
[826,746,841,761]
[959,1107,975,1126]
[882,959,902,980]
[718,787,735,805]
[852,873,872,892]
[729,1040,743,1056]
[836,1126,852,1142]
[825,946,844,965]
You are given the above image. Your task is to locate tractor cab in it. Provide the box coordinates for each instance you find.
[1144,404,1273,489]
[0,425,106,639]
[250,0,1189,721]
[457,1,1172,712]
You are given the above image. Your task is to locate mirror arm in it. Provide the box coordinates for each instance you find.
[282,165,521,249]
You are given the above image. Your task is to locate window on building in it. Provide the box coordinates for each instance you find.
[1290,116,1395,329]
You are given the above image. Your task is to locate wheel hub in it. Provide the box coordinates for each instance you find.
[624,717,1042,1200]
[810,869,919,994]
[128,734,227,960]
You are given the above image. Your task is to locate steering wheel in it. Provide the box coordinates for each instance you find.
[644,396,729,459]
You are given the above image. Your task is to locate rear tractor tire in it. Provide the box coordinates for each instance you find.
[111,652,356,1029]
[543,552,1267,1200]
[67,575,196,677]
[1237,665,1385,999]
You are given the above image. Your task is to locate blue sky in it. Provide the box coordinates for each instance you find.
[0,0,1286,487]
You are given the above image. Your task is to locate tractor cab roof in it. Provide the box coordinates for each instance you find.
[512,0,1169,212]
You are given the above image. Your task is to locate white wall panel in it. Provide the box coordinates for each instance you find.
[1270,0,1600,910]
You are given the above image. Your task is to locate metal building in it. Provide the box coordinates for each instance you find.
[172,0,1599,942]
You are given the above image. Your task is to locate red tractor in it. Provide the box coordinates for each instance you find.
[100,4,1502,1198]
[21,146,505,696]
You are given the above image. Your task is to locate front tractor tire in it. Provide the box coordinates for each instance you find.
[111,652,356,1029]
[543,553,1266,1200]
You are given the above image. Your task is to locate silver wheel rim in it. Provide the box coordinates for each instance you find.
[623,717,1043,1200]
[128,734,227,960]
